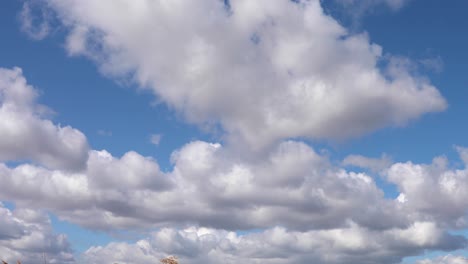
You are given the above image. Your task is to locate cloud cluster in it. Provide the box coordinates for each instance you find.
[0,67,89,170]
[83,225,465,264]
[0,149,171,230]
[0,203,74,263]
[0,69,465,262]
[2,137,468,262]
[35,0,446,149]
[0,140,389,231]
[2,0,464,262]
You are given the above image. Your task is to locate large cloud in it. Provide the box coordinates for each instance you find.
[82,225,465,264]
[3,1,464,262]
[0,203,74,264]
[32,0,446,149]
[0,68,462,263]
[3,139,468,262]
[1,139,468,234]
[0,67,89,170]
[0,141,403,231]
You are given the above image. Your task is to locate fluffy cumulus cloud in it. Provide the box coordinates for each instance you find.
[2,0,465,263]
[387,152,468,228]
[1,140,392,231]
[0,149,171,231]
[2,140,468,263]
[29,0,446,149]
[0,67,89,170]
[0,69,464,261]
[83,224,465,264]
[0,203,74,263]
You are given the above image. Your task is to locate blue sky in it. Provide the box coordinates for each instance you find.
[0,0,468,263]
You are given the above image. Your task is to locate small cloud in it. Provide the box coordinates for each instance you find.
[454,145,468,165]
[97,130,112,137]
[333,0,410,12]
[342,154,392,172]
[329,0,411,29]
[150,134,162,146]
[419,56,444,73]
[18,1,53,41]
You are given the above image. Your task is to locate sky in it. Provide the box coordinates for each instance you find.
[0,0,468,263]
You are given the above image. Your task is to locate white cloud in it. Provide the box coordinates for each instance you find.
[3,2,465,263]
[387,155,468,228]
[2,139,468,262]
[1,141,394,231]
[0,148,171,230]
[3,139,468,236]
[0,67,89,170]
[0,203,74,264]
[38,0,445,149]
[82,224,465,264]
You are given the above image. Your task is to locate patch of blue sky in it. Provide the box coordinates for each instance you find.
[1,201,16,211]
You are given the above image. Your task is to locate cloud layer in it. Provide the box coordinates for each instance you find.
[0,66,464,263]
[83,225,465,264]
[2,137,468,263]
[38,0,446,149]
[0,203,74,264]
[1,0,464,263]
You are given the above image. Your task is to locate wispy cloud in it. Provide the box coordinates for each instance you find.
[18,1,53,40]
[150,134,162,146]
